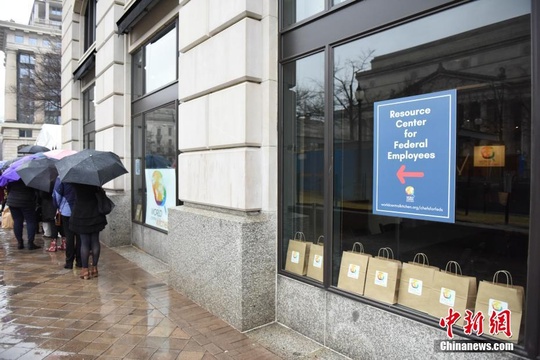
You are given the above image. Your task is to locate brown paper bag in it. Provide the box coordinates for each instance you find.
[398,253,439,313]
[427,261,477,327]
[285,232,311,275]
[364,247,402,305]
[337,242,371,296]
[474,270,524,343]
[307,236,324,282]
[1,207,13,229]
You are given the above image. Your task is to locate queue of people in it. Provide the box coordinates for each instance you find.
[1,178,109,280]
[0,149,126,281]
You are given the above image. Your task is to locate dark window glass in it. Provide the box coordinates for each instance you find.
[282,0,325,27]
[331,0,530,344]
[281,52,325,281]
[82,84,95,149]
[83,0,96,52]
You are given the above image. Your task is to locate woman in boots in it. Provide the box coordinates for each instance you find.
[69,183,107,279]
[38,190,66,252]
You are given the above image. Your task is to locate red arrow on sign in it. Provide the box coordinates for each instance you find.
[396,165,424,184]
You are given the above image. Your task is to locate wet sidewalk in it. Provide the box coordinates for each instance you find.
[0,228,283,360]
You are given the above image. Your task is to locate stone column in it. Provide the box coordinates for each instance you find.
[168,0,278,331]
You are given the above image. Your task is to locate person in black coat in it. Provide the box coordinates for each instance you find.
[70,183,107,279]
[6,179,40,250]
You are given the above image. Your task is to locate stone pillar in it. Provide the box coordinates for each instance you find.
[169,0,278,331]
[4,50,18,123]
[94,0,130,246]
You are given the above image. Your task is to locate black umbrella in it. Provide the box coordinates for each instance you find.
[55,149,128,186]
[19,145,50,154]
[16,157,59,193]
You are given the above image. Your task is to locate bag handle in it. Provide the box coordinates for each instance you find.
[294,232,306,242]
[412,253,429,266]
[316,235,324,245]
[493,270,513,286]
[377,247,394,259]
[444,261,462,275]
[351,242,364,254]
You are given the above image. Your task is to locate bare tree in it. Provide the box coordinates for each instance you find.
[11,39,61,124]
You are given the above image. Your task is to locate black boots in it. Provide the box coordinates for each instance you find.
[28,243,41,250]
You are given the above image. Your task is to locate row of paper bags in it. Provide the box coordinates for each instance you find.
[285,234,524,343]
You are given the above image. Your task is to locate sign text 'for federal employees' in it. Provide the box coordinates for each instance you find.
[373,89,457,223]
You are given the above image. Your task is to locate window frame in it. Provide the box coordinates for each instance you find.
[130,20,179,232]
[278,0,539,357]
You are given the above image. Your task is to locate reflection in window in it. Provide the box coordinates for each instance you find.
[82,84,95,149]
[83,0,96,52]
[132,103,177,228]
[330,0,530,343]
[132,25,177,99]
[281,52,325,281]
[282,0,324,27]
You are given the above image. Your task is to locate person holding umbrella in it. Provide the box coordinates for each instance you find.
[55,149,128,279]
[5,179,40,250]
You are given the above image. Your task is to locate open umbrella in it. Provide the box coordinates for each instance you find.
[43,149,78,160]
[55,149,128,186]
[19,145,50,154]
[16,157,59,193]
[0,153,46,186]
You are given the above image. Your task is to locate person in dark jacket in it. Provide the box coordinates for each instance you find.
[70,183,107,279]
[53,178,81,269]
[6,179,40,250]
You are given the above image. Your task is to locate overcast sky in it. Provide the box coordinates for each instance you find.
[0,0,35,121]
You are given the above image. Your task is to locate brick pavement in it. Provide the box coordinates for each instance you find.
[0,228,282,360]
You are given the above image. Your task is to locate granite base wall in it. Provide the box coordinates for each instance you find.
[100,193,131,247]
[167,204,276,331]
[277,275,521,360]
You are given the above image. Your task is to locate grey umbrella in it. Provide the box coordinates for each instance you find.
[55,149,128,186]
[19,145,50,154]
[16,157,59,193]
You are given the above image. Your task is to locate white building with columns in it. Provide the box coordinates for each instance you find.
[61,0,277,331]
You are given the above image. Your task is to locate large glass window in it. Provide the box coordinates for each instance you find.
[82,84,95,149]
[131,22,178,231]
[282,0,324,27]
[280,0,532,346]
[83,0,96,52]
[17,52,36,124]
[132,25,177,100]
[282,52,325,280]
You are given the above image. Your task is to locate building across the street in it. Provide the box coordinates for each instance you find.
[0,0,62,159]
[60,0,539,359]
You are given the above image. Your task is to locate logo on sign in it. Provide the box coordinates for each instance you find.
[405,186,415,203]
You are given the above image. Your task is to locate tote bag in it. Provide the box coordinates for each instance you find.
[474,270,524,343]
[285,232,311,276]
[337,242,371,296]
[428,261,477,327]
[364,247,402,305]
[397,253,439,313]
[306,236,324,282]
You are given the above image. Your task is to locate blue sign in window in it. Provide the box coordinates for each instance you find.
[373,89,456,223]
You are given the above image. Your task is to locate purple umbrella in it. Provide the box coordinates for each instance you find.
[0,153,46,187]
